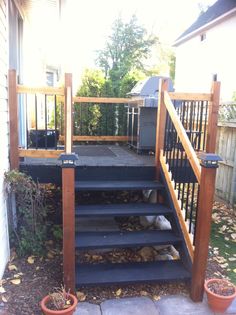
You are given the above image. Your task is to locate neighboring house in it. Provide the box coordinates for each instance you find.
[174,0,236,101]
[0,0,62,279]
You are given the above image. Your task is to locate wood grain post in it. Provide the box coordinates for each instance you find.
[64,73,73,153]
[155,79,168,180]
[206,80,220,153]
[190,157,218,301]
[8,69,19,170]
[62,165,75,292]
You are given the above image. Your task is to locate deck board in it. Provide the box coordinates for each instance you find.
[20,145,155,167]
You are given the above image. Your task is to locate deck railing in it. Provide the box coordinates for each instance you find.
[8,70,140,165]
[9,70,220,300]
[156,79,220,302]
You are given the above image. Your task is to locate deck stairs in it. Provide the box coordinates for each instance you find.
[74,166,192,287]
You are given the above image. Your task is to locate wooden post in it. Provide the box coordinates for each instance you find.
[8,69,19,170]
[206,80,220,153]
[155,79,168,180]
[64,73,73,153]
[62,164,75,292]
[190,156,219,301]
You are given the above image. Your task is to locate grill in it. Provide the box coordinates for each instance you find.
[127,76,174,152]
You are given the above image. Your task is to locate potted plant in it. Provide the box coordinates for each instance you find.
[40,286,78,315]
[204,278,236,312]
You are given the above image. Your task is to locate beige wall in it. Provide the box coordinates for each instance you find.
[175,15,236,101]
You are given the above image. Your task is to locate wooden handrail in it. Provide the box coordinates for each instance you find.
[17,85,64,95]
[73,96,129,104]
[164,91,201,183]
[59,135,129,142]
[73,96,143,105]
[169,92,212,101]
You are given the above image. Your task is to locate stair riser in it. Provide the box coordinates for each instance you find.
[20,165,156,184]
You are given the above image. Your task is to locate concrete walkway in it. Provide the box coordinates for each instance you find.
[74,295,236,315]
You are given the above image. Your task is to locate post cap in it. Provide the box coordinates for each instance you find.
[58,153,78,168]
[198,152,222,168]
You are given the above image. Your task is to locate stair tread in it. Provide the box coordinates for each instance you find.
[75,230,181,249]
[75,203,172,217]
[75,180,163,191]
[76,260,190,286]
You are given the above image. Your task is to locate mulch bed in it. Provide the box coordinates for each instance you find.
[0,189,233,315]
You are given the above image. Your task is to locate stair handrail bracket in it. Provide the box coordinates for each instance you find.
[155,78,221,303]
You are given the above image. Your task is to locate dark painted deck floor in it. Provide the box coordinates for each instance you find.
[21,145,155,167]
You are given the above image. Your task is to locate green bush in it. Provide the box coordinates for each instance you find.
[5,170,47,256]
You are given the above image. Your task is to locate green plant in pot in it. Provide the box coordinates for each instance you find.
[204,278,236,312]
[40,286,78,315]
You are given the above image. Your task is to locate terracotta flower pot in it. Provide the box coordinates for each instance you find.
[204,278,236,312]
[40,293,78,315]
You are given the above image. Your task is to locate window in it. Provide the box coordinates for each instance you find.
[46,71,54,86]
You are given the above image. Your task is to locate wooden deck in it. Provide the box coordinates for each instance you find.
[20,145,155,167]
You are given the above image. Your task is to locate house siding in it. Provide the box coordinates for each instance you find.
[0,0,10,279]
[174,15,236,101]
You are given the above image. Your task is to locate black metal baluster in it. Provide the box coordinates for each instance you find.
[80,103,82,135]
[203,101,208,150]
[169,116,175,172]
[185,181,191,221]
[193,184,200,244]
[178,101,186,199]
[189,182,196,234]
[45,95,48,149]
[54,95,57,149]
[195,101,200,150]
[35,94,38,149]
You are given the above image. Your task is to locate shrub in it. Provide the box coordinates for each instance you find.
[5,170,47,256]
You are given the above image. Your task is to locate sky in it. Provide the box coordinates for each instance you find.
[59,0,217,88]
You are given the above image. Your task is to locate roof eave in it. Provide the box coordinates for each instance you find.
[174,7,236,47]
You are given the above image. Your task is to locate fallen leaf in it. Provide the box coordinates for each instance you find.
[0,279,6,286]
[47,252,54,259]
[115,288,122,296]
[76,291,86,302]
[2,295,8,303]
[140,290,148,296]
[27,256,35,264]
[10,278,21,285]
[0,286,6,293]
[36,266,40,271]
[229,257,236,262]
[231,233,236,240]
[220,263,229,269]
[153,295,161,301]
[8,264,17,271]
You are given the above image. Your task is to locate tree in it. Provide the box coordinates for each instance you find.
[97,15,157,96]
[75,69,105,136]
[77,69,105,97]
